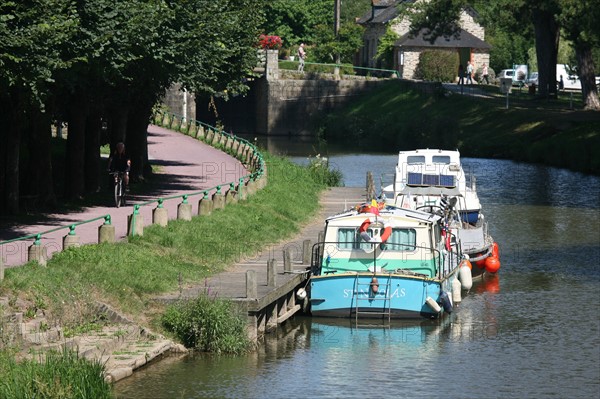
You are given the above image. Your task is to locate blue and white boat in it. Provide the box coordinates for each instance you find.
[380,149,499,277]
[309,202,463,320]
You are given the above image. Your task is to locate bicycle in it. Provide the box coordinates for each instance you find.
[111,171,127,207]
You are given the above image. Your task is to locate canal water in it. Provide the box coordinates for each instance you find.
[114,147,600,398]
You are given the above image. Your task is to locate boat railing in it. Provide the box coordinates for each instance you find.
[310,240,451,277]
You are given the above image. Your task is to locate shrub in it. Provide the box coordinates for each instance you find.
[414,50,458,82]
[307,154,343,187]
[162,293,250,355]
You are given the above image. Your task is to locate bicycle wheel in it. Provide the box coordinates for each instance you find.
[114,178,122,207]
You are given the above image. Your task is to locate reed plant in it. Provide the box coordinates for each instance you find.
[0,349,111,398]
[162,293,250,354]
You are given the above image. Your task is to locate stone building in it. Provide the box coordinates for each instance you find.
[357,0,491,81]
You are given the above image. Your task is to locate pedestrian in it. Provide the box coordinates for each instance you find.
[458,64,464,85]
[466,61,474,84]
[482,63,489,84]
[297,43,306,72]
[558,75,564,91]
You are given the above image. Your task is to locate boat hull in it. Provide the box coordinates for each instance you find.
[309,272,456,320]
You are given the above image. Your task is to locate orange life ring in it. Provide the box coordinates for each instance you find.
[359,218,392,244]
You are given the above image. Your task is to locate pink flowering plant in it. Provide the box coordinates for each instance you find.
[259,34,282,50]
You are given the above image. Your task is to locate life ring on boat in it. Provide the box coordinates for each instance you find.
[359,217,392,244]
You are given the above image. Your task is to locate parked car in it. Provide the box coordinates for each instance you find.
[526,72,538,86]
[497,69,514,81]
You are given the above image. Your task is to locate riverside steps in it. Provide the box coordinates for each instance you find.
[154,187,367,341]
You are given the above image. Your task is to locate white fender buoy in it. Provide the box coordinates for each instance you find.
[296,288,307,301]
[425,296,442,313]
[459,264,473,290]
[452,277,462,303]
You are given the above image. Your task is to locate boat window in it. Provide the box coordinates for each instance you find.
[407,156,425,164]
[432,156,451,164]
[336,228,416,252]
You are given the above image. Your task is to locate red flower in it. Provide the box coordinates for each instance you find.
[259,34,282,50]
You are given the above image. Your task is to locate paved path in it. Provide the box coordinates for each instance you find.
[0,125,248,267]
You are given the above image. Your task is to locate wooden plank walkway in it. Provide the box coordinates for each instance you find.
[155,187,366,310]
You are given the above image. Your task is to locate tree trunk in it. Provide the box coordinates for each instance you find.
[2,103,22,214]
[64,93,88,199]
[532,8,559,99]
[25,108,56,209]
[84,108,102,193]
[575,43,600,110]
[126,102,153,181]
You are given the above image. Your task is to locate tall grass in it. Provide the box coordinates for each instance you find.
[0,349,112,398]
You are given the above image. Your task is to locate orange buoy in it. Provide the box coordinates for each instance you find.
[492,242,500,259]
[485,256,501,273]
[475,258,486,268]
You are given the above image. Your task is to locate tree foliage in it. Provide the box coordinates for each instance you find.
[0,0,265,214]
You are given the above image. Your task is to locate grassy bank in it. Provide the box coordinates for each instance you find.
[320,80,600,175]
[0,152,337,340]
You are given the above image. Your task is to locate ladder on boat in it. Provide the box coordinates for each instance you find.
[353,274,392,326]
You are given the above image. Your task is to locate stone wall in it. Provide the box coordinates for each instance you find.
[162,83,196,121]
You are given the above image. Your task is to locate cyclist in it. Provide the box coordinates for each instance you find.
[108,142,131,191]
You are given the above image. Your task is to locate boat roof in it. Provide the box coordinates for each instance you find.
[326,205,440,225]
[399,186,462,196]
[397,149,462,166]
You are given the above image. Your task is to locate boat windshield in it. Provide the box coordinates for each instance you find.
[432,155,451,164]
[407,156,425,164]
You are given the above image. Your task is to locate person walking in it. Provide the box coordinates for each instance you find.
[482,63,489,84]
[466,61,474,84]
[297,43,306,72]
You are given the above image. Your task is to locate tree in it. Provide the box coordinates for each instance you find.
[559,0,600,109]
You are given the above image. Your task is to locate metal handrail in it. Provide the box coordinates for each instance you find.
[278,60,400,78]
[0,215,111,247]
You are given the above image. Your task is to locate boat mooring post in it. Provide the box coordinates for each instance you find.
[283,249,292,273]
[246,270,257,298]
[302,240,311,264]
[267,259,277,286]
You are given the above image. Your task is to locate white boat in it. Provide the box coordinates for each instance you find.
[308,202,464,320]
[380,149,500,277]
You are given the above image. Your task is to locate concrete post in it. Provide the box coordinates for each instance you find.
[0,257,4,281]
[198,125,205,140]
[225,183,238,205]
[212,186,225,210]
[246,270,257,298]
[237,178,245,201]
[28,238,47,267]
[266,49,280,80]
[177,195,193,221]
[267,259,277,287]
[211,131,221,146]
[283,249,291,273]
[232,139,240,154]
[198,191,213,215]
[62,228,80,250]
[153,200,168,226]
[127,206,144,236]
[302,239,311,264]
[98,216,115,243]
[226,136,234,151]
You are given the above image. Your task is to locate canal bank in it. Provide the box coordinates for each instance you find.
[319,81,600,175]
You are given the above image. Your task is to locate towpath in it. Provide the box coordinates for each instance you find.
[0,125,248,267]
